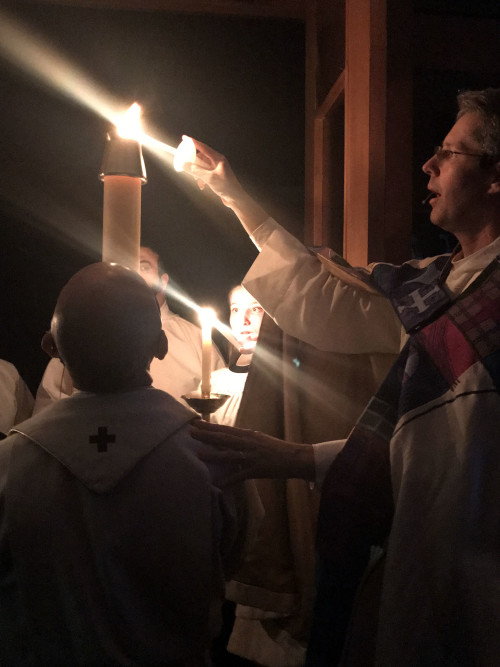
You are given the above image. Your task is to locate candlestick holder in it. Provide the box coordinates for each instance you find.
[100,129,147,181]
[182,392,230,422]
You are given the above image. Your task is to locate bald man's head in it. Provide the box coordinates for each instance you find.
[46,263,167,393]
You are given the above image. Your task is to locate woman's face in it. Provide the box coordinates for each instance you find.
[229,286,264,354]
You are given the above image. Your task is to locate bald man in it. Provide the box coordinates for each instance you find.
[0,263,239,666]
[33,246,225,412]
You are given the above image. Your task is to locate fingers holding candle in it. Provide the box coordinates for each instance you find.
[173,136,197,173]
[180,137,246,203]
[178,137,268,235]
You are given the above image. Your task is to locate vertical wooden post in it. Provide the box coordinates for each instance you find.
[344,0,387,266]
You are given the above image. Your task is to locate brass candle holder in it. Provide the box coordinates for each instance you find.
[182,392,230,422]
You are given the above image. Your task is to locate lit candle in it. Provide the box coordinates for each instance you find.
[199,308,215,398]
[100,103,147,272]
[173,135,196,172]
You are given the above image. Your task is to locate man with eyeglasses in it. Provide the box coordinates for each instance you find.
[182,87,500,665]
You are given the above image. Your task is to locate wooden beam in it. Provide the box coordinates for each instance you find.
[316,69,345,121]
[344,0,387,265]
[10,0,308,19]
[304,0,318,245]
[343,0,412,265]
[311,71,345,247]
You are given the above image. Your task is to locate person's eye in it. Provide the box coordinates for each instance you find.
[435,148,453,161]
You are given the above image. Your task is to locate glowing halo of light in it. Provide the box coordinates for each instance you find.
[0,8,196,178]
[198,306,217,328]
[116,103,143,141]
[173,136,196,172]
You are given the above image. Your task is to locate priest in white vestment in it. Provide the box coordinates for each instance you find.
[185,88,500,667]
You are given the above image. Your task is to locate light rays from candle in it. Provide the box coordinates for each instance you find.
[0,6,260,355]
[0,8,121,125]
[0,8,180,167]
[158,278,240,350]
[246,341,349,417]
[0,4,234,347]
[155,275,352,416]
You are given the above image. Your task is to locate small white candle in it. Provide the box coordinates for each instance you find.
[200,308,215,398]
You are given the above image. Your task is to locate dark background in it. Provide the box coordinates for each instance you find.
[1,2,499,396]
[0,4,305,392]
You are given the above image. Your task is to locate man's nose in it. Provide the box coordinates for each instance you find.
[422,154,438,175]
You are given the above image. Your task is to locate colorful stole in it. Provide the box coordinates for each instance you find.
[317,250,500,559]
[307,252,500,665]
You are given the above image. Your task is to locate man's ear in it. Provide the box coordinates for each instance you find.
[160,273,169,290]
[155,330,168,361]
[488,161,500,194]
[41,331,60,359]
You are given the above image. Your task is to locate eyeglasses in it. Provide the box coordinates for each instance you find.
[432,145,486,163]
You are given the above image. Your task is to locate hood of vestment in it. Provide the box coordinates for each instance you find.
[9,387,197,493]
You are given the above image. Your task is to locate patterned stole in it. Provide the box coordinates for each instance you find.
[308,251,500,666]
[317,251,500,561]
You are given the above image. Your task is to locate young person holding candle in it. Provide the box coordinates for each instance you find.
[209,284,264,426]
[185,88,500,665]
[33,245,225,412]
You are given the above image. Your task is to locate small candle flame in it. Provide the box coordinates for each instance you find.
[116,103,143,141]
[199,307,216,327]
[174,136,196,172]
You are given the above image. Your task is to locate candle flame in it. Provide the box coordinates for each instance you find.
[199,307,217,327]
[174,136,196,172]
[116,103,143,141]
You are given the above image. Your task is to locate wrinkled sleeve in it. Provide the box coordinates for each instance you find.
[313,439,346,488]
[243,219,402,354]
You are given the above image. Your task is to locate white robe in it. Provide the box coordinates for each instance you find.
[209,366,249,427]
[0,387,239,665]
[0,360,34,435]
[242,218,500,665]
[245,219,500,485]
[33,302,226,413]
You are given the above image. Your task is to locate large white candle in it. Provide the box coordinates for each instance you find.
[102,174,141,271]
[200,308,215,398]
[100,104,146,272]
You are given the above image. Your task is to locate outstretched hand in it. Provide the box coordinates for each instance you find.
[190,419,315,486]
[181,137,269,235]
[182,137,245,205]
